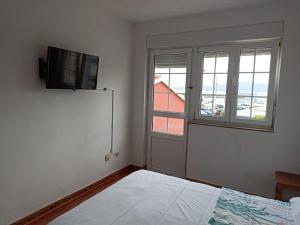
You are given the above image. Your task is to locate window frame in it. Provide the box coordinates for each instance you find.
[196,45,234,122]
[148,48,192,137]
[194,39,280,130]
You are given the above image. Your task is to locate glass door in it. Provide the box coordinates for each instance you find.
[147,48,192,177]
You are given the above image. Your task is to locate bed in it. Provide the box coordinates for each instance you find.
[49,170,300,225]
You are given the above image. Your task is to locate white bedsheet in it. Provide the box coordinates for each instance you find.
[48,170,221,225]
[290,197,300,224]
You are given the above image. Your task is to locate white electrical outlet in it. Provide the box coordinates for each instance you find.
[105,154,111,161]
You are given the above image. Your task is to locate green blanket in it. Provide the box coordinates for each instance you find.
[209,188,292,225]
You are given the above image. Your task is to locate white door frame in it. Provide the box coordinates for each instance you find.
[146,48,193,177]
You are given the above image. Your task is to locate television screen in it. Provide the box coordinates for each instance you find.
[46,46,99,90]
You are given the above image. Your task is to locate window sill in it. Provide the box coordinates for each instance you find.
[189,120,274,133]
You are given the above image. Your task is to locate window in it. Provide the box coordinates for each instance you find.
[200,50,230,120]
[150,50,191,136]
[196,40,280,129]
[236,48,271,121]
[152,116,184,136]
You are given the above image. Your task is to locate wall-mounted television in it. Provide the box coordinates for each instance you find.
[45,46,99,90]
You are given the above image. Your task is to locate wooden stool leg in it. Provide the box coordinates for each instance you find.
[275,183,282,200]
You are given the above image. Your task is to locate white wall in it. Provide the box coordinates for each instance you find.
[132,1,300,198]
[0,0,132,224]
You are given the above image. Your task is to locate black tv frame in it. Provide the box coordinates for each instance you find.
[39,46,99,90]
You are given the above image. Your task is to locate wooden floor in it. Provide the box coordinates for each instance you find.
[11,165,142,225]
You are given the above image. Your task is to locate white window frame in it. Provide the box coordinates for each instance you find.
[148,48,192,138]
[194,39,280,130]
[196,45,234,122]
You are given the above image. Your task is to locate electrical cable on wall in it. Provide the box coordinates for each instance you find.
[97,88,119,158]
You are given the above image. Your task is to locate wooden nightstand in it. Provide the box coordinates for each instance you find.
[275,171,300,200]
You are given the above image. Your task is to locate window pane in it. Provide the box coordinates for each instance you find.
[170,74,186,93]
[202,74,214,94]
[154,74,169,92]
[201,95,213,116]
[215,74,227,95]
[169,92,185,113]
[251,98,267,120]
[253,73,269,97]
[213,96,226,117]
[153,93,168,111]
[203,53,215,73]
[236,97,251,119]
[239,49,255,72]
[153,53,187,115]
[238,73,253,96]
[152,116,168,133]
[152,116,184,136]
[215,53,229,73]
[155,67,169,74]
[168,118,184,135]
[170,67,186,73]
[201,51,230,119]
[236,48,272,122]
[255,48,271,72]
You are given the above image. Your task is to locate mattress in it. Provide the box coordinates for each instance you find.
[48,170,297,225]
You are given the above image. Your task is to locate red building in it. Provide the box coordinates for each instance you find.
[153,81,184,135]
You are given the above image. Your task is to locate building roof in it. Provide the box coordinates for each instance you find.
[154,81,185,102]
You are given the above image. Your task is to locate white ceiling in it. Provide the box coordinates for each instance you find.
[99,0,283,23]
